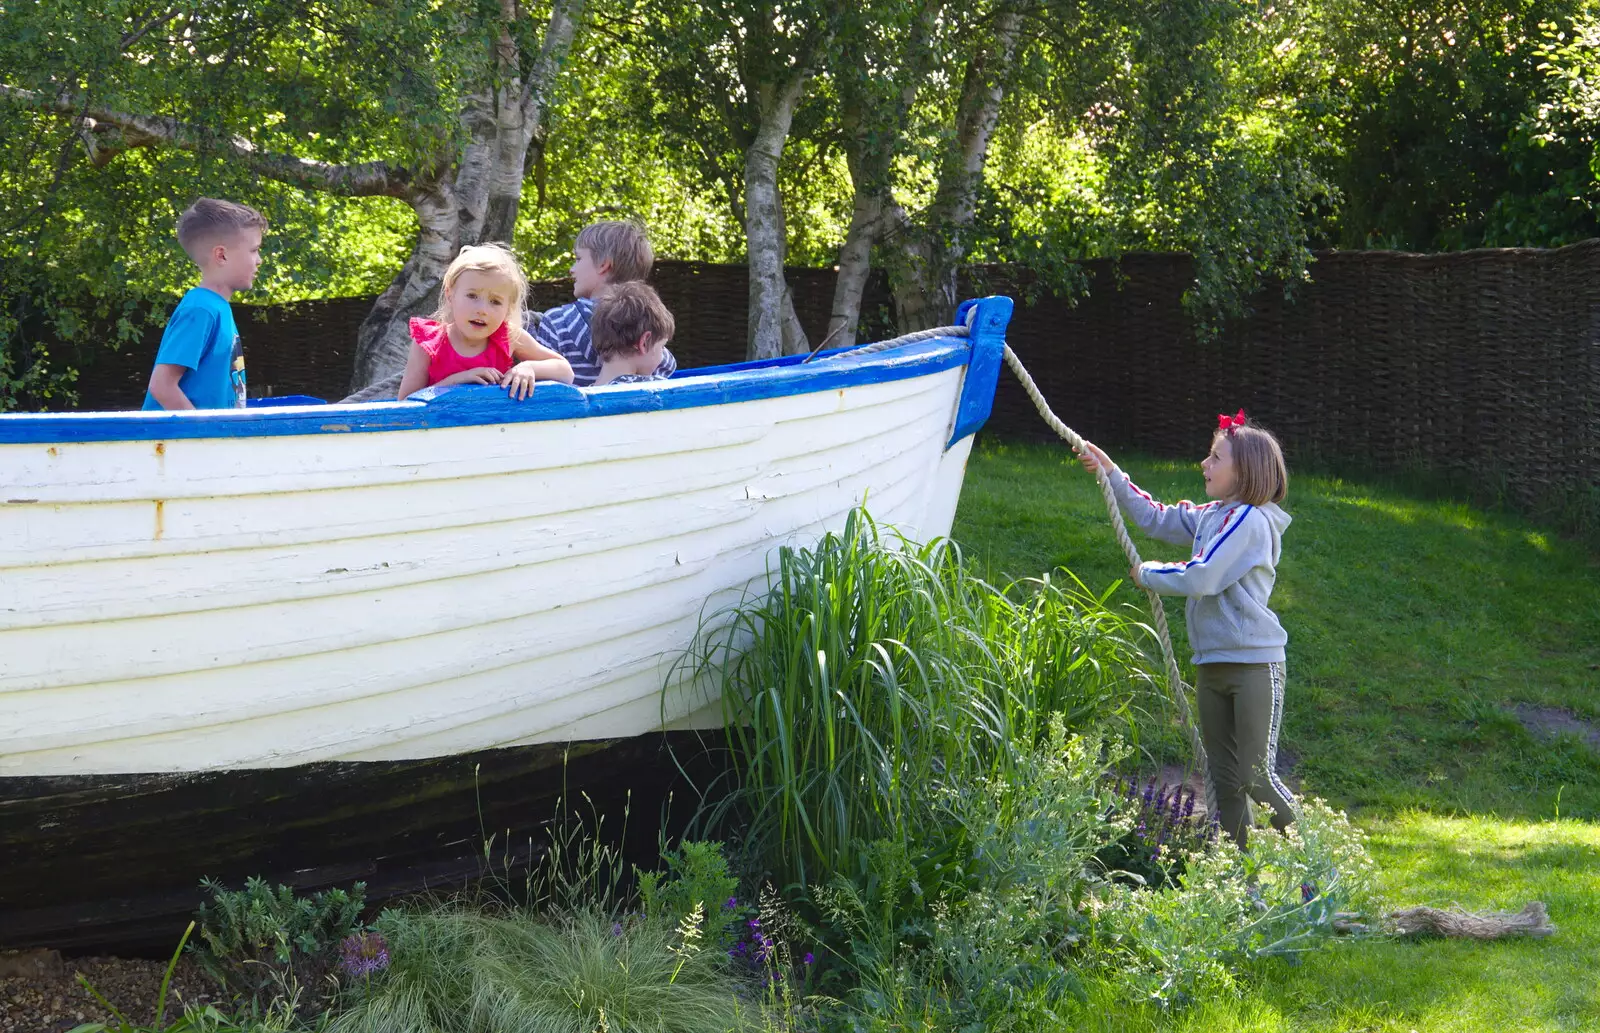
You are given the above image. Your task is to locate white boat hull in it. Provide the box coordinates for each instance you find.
[3,374,974,776]
[0,297,1014,950]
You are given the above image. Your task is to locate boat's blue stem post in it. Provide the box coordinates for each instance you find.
[947,295,1015,448]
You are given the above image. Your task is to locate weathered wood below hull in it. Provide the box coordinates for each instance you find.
[0,732,726,955]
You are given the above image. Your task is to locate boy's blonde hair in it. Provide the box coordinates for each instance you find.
[592,282,675,359]
[576,221,653,283]
[434,242,528,332]
[1219,421,1289,506]
[176,198,268,259]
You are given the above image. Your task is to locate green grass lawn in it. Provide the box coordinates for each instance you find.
[950,439,1600,1033]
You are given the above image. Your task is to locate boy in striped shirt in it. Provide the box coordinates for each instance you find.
[526,221,676,386]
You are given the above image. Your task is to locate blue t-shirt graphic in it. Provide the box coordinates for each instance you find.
[142,287,246,410]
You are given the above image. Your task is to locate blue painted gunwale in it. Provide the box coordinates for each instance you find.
[949,296,1013,448]
[0,296,1014,447]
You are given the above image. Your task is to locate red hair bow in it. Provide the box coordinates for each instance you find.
[1217,409,1248,434]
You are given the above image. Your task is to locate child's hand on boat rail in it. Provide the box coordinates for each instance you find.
[503,360,540,400]
[438,367,504,388]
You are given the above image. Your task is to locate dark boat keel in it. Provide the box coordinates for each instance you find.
[0,732,726,955]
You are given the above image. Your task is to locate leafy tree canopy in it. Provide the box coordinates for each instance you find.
[5,0,1600,405]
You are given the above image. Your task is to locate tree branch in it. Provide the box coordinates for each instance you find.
[518,0,588,132]
[0,83,421,198]
[121,5,186,51]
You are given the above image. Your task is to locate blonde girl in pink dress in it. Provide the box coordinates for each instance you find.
[397,243,574,400]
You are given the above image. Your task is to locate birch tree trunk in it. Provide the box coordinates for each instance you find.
[887,5,1023,331]
[351,181,459,389]
[827,0,942,348]
[352,0,586,390]
[1,0,586,396]
[745,71,813,360]
[827,187,887,349]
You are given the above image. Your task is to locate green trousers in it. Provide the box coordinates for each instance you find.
[1196,662,1298,849]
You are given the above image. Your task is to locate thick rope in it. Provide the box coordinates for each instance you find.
[819,326,1210,797]
[1000,345,1213,806]
[804,324,970,361]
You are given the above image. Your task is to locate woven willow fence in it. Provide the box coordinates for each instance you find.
[65,249,1599,522]
[985,246,1599,520]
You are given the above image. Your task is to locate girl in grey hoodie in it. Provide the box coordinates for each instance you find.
[1076,412,1296,848]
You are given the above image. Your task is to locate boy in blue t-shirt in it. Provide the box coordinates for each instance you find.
[143,198,268,411]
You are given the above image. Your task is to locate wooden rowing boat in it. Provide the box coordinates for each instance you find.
[0,297,1013,951]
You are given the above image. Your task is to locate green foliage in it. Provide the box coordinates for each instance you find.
[0,294,79,411]
[504,791,633,919]
[1305,0,1600,250]
[330,904,767,1033]
[17,0,1600,401]
[69,922,306,1033]
[800,725,1381,1029]
[512,3,752,277]
[927,0,1338,328]
[680,503,1383,1028]
[0,0,491,397]
[814,722,1130,1031]
[810,445,1600,1031]
[69,1003,304,1033]
[193,877,366,1016]
[1095,778,1216,890]
[638,841,746,951]
[1084,798,1377,1008]
[686,508,1161,896]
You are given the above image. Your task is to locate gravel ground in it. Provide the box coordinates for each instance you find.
[0,953,224,1033]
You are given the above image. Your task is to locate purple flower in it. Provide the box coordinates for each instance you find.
[803,952,814,965]
[339,932,390,979]
[611,922,623,937]
[725,897,738,910]
[747,917,761,930]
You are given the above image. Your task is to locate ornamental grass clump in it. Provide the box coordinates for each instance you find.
[329,904,766,1033]
[686,508,1161,896]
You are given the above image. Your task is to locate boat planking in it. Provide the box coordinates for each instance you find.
[0,297,1014,952]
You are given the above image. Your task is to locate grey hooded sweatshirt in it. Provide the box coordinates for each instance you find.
[1106,466,1292,665]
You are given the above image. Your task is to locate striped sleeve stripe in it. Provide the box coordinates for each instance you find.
[1200,505,1253,562]
[1145,504,1253,574]
[1127,481,1168,512]
[1127,480,1217,516]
